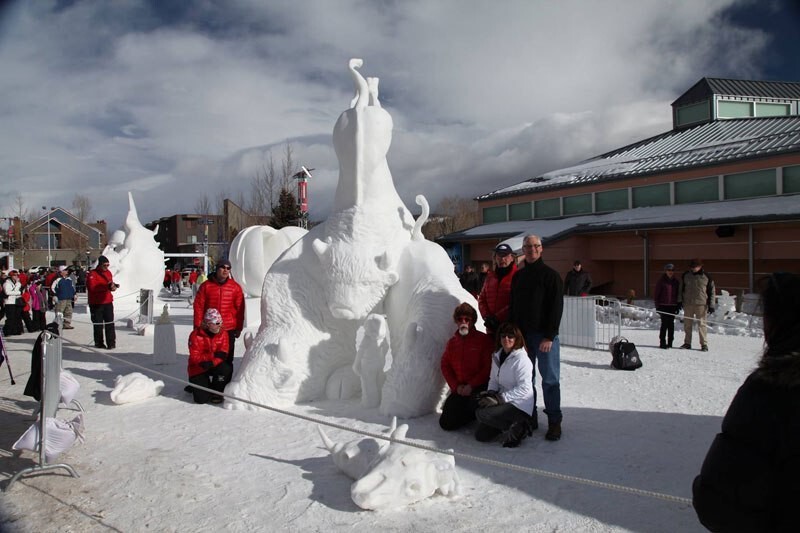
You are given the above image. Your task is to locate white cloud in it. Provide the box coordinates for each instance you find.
[0,0,773,232]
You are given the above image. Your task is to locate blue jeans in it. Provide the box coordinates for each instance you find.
[524,332,562,425]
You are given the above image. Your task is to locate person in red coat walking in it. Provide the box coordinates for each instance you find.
[439,302,493,430]
[478,243,518,339]
[86,255,118,349]
[193,259,245,367]
[187,308,232,404]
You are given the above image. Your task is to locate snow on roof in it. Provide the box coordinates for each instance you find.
[478,116,800,201]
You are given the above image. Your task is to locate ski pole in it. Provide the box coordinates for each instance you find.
[0,330,15,385]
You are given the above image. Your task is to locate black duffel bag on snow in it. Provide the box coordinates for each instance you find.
[610,336,643,371]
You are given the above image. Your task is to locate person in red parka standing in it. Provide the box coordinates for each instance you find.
[193,258,244,367]
[478,243,518,339]
[86,255,118,349]
[439,302,493,431]
[188,308,232,404]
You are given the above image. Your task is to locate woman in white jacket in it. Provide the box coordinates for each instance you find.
[2,270,25,336]
[475,322,535,447]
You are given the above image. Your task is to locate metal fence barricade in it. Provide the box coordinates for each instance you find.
[139,289,154,324]
[6,321,80,491]
[560,296,622,350]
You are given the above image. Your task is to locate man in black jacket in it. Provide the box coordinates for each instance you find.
[510,234,564,441]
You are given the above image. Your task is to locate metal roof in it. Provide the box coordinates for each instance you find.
[440,194,800,245]
[672,77,800,107]
[478,115,800,201]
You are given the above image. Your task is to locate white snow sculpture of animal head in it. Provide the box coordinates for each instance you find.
[312,237,398,321]
[317,417,396,480]
[350,424,461,510]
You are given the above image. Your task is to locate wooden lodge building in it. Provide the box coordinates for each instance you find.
[438,78,800,300]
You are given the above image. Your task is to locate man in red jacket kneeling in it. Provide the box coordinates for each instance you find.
[439,302,493,430]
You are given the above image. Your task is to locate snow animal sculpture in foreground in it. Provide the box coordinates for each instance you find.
[318,421,461,511]
[101,192,165,308]
[317,416,397,480]
[228,225,307,298]
[225,59,479,417]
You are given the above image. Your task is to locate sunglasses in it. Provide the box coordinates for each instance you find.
[207,321,222,326]
[456,316,472,323]
[218,266,231,270]
[500,333,516,339]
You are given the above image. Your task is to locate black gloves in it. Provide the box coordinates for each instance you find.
[484,315,499,331]
[477,390,504,408]
[708,307,715,315]
[199,360,214,370]
[676,303,682,312]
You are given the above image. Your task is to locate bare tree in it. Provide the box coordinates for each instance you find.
[195,194,212,216]
[280,143,297,190]
[72,194,93,223]
[422,195,481,240]
[248,150,278,219]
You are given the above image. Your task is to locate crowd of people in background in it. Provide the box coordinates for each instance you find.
[1,265,87,337]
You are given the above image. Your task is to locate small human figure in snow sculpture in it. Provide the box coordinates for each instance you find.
[475,323,535,448]
[353,314,389,408]
[439,302,492,431]
[187,308,232,404]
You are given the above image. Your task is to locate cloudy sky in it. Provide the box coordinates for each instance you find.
[0,0,798,232]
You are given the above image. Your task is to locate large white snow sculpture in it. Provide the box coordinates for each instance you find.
[224,59,479,417]
[101,192,165,308]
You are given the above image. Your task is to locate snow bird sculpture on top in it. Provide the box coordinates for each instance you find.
[224,59,480,417]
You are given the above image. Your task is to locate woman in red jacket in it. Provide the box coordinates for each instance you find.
[478,243,518,338]
[187,308,232,404]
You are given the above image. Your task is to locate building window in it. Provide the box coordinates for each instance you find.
[563,194,592,216]
[676,101,710,127]
[756,102,790,117]
[675,177,718,204]
[632,183,670,207]
[784,165,800,194]
[482,205,507,224]
[595,189,628,212]
[508,202,532,221]
[724,169,776,199]
[718,100,753,118]
[534,198,560,219]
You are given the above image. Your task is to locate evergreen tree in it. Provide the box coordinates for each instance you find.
[271,188,300,229]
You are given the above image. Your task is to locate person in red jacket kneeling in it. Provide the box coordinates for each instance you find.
[188,308,233,404]
[439,302,493,430]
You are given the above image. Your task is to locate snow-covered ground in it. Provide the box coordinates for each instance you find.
[0,291,763,532]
